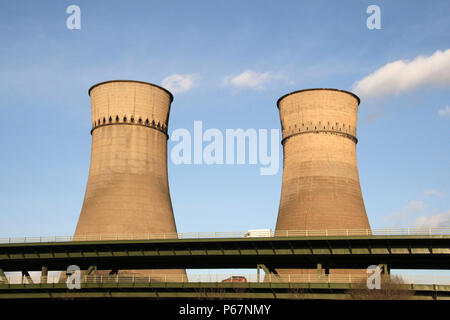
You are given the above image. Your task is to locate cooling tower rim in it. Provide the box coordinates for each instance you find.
[276,88,360,108]
[88,80,174,102]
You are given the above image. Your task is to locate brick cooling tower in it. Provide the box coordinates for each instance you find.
[74,80,184,278]
[275,88,370,233]
[272,88,371,278]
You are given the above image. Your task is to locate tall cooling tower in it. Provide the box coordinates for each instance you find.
[75,80,184,277]
[276,88,370,233]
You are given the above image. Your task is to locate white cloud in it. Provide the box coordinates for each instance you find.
[438,105,450,117]
[423,189,445,198]
[353,49,450,98]
[161,74,195,94]
[385,200,426,226]
[398,200,426,218]
[414,210,450,228]
[225,70,272,90]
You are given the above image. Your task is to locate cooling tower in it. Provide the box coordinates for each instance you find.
[272,88,371,277]
[75,80,184,277]
[276,88,370,233]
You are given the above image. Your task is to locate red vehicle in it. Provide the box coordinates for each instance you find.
[222,276,247,283]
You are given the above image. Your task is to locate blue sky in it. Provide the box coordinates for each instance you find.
[0,0,449,244]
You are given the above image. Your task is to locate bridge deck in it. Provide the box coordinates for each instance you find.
[0,281,448,300]
[1,235,450,271]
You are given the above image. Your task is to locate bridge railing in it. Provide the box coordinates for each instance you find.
[1,227,450,244]
[2,273,450,286]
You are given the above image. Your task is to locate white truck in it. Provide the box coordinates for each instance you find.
[243,229,272,238]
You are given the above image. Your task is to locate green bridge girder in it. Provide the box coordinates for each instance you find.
[1,235,450,271]
[0,281,449,300]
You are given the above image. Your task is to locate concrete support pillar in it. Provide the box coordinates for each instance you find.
[22,271,33,284]
[259,264,280,282]
[84,266,97,283]
[0,269,8,284]
[379,264,389,275]
[109,269,118,275]
[40,267,48,284]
